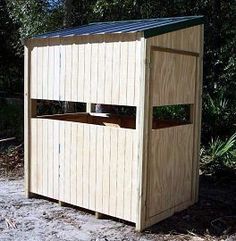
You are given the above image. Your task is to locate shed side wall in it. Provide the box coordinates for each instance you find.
[143,25,203,229]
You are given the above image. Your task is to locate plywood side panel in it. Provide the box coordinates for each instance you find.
[30,33,142,106]
[151,50,196,106]
[147,125,194,218]
[148,26,201,53]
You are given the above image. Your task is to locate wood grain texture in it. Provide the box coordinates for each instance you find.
[147,125,194,218]
[30,33,142,106]
[148,25,201,53]
[135,36,149,231]
[151,50,196,106]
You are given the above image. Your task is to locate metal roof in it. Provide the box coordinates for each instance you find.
[33,16,204,39]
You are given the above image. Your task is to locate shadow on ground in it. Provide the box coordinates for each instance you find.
[146,169,236,239]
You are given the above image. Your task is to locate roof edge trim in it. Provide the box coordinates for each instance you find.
[143,16,204,38]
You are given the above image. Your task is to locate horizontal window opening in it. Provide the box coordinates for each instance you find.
[93,103,136,116]
[34,100,136,129]
[36,100,86,116]
[152,104,192,129]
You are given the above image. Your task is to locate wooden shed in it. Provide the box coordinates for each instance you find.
[24,16,204,231]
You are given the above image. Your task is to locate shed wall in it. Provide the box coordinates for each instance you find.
[138,25,203,230]
[30,118,138,222]
[30,33,142,106]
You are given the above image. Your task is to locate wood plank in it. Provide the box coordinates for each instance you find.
[191,24,204,203]
[102,127,111,214]
[71,43,78,102]
[37,119,43,195]
[90,43,98,103]
[37,46,43,99]
[64,122,72,203]
[82,124,90,208]
[42,119,48,196]
[126,40,136,105]
[77,43,85,102]
[109,128,118,216]
[123,131,133,221]
[70,122,77,205]
[24,44,30,197]
[119,39,128,105]
[65,44,72,101]
[104,38,113,104]
[89,125,97,210]
[116,129,125,218]
[59,121,65,201]
[30,46,37,99]
[42,44,49,99]
[76,124,84,205]
[95,126,104,212]
[53,120,60,199]
[47,120,54,198]
[54,43,60,100]
[111,39,121,104]
[48,40,55,100]
[59,41,66,100]
[84,41,91,102]
[151,46,199,57]
[30,119,37,193]
[96,39,106,104]
[135,36,149,231]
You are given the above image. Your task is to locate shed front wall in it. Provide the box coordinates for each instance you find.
[29,33,142,106]
[30,118,138,222]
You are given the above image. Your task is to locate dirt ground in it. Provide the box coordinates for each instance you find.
[0,172,235,241]
[0,145,236,241]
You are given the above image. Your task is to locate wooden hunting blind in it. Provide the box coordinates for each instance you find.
[24,16,204,231]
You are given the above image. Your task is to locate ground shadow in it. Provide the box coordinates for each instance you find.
[147,169,236,238]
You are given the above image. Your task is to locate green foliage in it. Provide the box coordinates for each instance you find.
[153,105,189,122]
[201,133,236,174]
[6,0,64,55]
[202,93,236,143]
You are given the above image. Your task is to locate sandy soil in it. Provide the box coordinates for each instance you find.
[0,177,235,241]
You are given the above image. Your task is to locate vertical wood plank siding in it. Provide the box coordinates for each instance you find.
[30,118,137,222]
[30,34,141,106]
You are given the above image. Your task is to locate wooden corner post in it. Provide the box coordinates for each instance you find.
[191,24,204,203]
[136,36,151,232]
[24,42,36,198]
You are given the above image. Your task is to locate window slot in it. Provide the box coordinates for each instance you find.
[152,104,192,129]
[33,100,136,129]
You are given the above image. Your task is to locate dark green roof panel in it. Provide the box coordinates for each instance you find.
[33,16,204,39]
